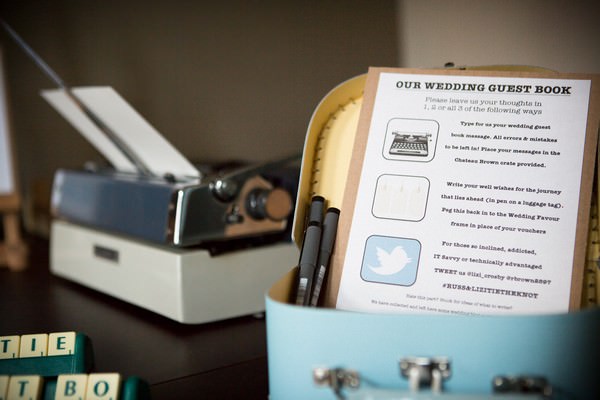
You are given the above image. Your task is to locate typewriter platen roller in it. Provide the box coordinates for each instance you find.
[314,356,552,400]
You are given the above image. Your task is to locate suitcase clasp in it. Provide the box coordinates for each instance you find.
[493,375,552,397]
[313,367,360,399]
[399,356,451,393]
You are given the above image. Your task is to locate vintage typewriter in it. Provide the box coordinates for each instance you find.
[1,21,299,324]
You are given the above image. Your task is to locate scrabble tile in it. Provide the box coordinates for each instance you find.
[55,374,88,400]
[85,373,121,400]
[48,332,76,356]
[0,375,9,400]
[0,336,19,359]
[19,334,48,358]
[7,375,43,399]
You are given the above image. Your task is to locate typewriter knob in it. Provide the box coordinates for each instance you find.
[245,188,293,221]
[211,178,239,202]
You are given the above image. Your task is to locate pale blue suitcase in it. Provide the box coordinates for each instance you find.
[266,270,599,399]
[266,70,600,399]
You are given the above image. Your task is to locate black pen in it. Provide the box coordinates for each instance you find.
[310,207,340,307]
[295,221,321,306]
[308,195,325,225]
[295,195,323,304]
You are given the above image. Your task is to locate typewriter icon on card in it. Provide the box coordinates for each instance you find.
[389,132,429,157]
[383,119,439,162]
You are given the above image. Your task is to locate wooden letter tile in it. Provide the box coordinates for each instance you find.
[0,336,19,359]
[55,374,88,400]
[7,375,43,399]
[85,373,121,400]
[48,332,76,356]
[18,334,48,358]
[0,375,9,400]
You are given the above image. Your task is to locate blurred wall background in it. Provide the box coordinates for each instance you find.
[0,0,598,234]
[395,0,600,73]
[0,1,398,220]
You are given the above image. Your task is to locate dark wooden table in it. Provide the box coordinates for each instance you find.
[0,237,270,399]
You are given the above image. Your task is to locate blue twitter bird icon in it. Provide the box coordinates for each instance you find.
[360,235,421,286]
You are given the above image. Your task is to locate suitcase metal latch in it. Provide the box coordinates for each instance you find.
[313,367,360,399]
[493,375,552,397]
[399,356,451,393]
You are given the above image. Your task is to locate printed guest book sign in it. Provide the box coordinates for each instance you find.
[328,67,600,315]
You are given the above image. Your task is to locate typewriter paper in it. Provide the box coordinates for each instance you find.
[335,68,598,315]
[42,87,200,179]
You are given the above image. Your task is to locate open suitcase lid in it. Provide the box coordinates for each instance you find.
[292,66,554,247]
[292,74,366,245]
